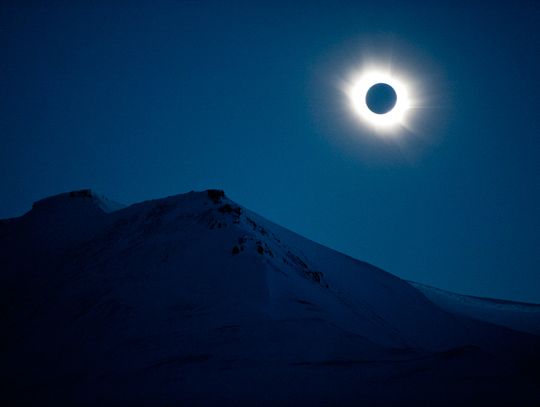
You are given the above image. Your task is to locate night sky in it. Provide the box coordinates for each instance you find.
[2,1,539,302]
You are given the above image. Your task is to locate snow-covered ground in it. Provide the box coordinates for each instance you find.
[1,189,539,406]
[410,281,540,336]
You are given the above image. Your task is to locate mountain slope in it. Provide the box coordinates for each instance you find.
[1,189,539,406]
[410,281,540,336]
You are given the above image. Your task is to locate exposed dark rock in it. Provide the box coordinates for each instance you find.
[305,270,323,283]
[207,189,225,203]
[219,204,242,215]
[69,189,93,198]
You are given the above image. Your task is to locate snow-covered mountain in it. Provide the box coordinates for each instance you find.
[1,189,539,406]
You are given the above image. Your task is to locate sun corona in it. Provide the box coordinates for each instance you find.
[347,68,412,132]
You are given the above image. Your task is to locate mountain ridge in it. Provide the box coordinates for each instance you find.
[1,188,539,405]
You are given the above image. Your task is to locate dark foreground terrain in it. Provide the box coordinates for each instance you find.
[1,189,539,406]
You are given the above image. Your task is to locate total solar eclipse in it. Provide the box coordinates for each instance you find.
[346,67,412,131]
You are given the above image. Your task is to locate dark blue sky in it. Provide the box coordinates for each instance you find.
[2,1,539,302]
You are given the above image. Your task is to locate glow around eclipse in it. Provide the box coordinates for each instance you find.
[345,67,414,133]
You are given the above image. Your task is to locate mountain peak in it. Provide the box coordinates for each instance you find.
[206,188,226,203]
[31,189,125,214]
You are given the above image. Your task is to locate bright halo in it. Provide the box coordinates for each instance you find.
[347,69,412,131]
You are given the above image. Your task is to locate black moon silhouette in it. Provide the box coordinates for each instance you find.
[365,83,397,114]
